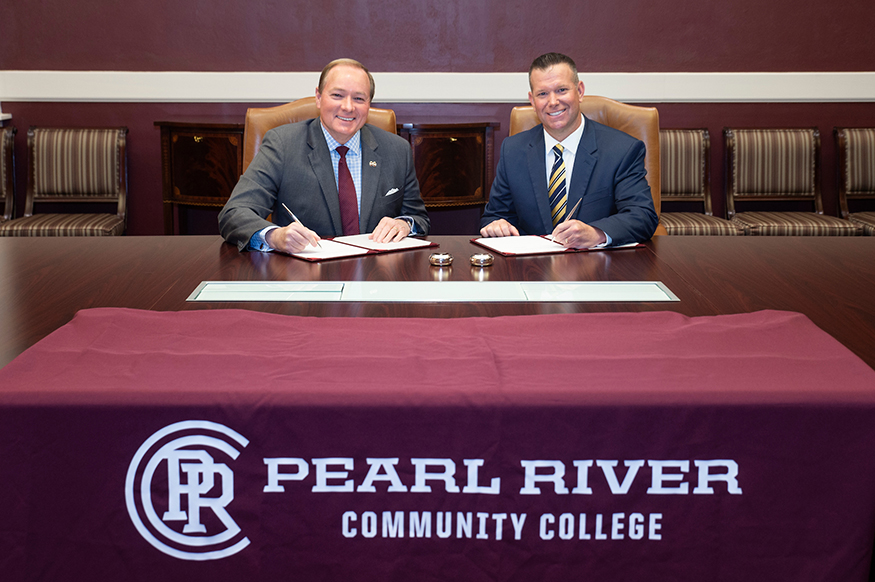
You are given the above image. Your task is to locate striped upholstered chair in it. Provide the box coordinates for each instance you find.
[836,127,875,236]
[724,128,860,236]
[659,129,741,235]
[1,126,14,222]
[0,127,128,236]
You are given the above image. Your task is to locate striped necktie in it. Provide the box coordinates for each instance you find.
[548,144,567,226]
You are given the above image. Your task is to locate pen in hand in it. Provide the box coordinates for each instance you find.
[551,198,583,245]
[564,198,582,223]
[281,203,322,249]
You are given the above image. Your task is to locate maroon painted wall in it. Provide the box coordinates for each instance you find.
[3,1,875,235]
[3,0,873,72]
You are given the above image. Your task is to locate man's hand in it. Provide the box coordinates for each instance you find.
[369,217,410,243]
[480,219,520,238]
[551,220,606,249]
[266,222,321,253]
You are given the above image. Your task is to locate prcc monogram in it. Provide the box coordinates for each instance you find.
[125,420,250,560]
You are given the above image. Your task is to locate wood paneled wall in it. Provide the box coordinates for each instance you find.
[2,0,874,235]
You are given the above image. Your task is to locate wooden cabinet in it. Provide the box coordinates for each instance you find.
[156,119,243,234]
[398,123,499,208]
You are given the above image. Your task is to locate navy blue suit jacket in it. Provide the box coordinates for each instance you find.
[480,116,658,245]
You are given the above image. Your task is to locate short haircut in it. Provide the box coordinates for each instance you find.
[318,58,376,101]
[528,52,579,89]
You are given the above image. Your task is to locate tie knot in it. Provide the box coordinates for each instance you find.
[552,144,564,157]
[336,145,349,158]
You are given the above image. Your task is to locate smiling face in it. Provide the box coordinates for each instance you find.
[528,63,585,142]
[315,64,371,144]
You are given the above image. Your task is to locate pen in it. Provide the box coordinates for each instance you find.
[282,203,322,249]
[563,198,582,223]
[551,198,583,245]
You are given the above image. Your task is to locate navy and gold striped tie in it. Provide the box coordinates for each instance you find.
[548,144,567,225]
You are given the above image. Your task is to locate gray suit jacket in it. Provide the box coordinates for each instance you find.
[219,119,429,250]
[480,117,658,245]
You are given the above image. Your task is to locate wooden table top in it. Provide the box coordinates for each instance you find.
[2,235,873,369]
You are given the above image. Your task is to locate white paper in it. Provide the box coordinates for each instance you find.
[475,236,641,255]
[474,236,572,255]
[334,233,434,252]
[290,239,370,260]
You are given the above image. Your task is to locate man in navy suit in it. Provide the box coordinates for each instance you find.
[480,53,657,248]
[219,58,429,253]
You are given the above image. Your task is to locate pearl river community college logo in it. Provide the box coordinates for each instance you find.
[125,420,250,561]
[125,421,744,560]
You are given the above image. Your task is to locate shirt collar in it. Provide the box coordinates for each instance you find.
[320,121,362,155]
[544,113,585,155]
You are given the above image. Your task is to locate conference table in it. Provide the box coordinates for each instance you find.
[2,235,874,367]
[1,235,875,581]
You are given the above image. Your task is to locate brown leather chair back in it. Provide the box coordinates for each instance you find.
[242,96,397,173]
[510,96,665,233]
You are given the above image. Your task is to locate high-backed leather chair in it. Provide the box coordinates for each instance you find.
[510,95,666,235]
[659,129,741,235]
[725,128,860,236]
[1,126,15,222]
[242,96,397,173]
[0,127,128,236]
[835,127,875,236]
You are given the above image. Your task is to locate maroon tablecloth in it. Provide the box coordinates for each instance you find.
[2,308,874,581]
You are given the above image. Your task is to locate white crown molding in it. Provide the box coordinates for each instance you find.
[1,70,874,103]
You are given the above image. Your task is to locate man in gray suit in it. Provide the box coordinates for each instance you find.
[219,58,429,253]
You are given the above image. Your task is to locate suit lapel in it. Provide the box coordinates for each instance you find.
[568,116,598,221]
[307,120,343,235]
[525,129,555,232]
[359,126,380,233]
